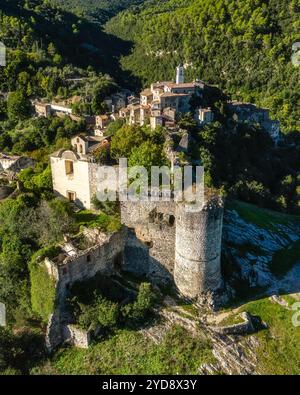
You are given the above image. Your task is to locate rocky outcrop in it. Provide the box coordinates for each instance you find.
[151,299,260,375]
[62,324,91,349]
[199,332,259,375]
[223,208,300,292]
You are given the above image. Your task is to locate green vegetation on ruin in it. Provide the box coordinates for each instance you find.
[68,275,156,332]
[29,260,57,323]
[73,210,122,233]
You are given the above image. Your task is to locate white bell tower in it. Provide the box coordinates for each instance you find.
[176,64,184,84]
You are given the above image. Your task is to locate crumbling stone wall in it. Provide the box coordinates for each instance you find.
[45,196,225,350]
[44,229,125,351]
[45,231,125,301]
[62,324,91,348]
[120,201,176,283]
[45,309,62,351]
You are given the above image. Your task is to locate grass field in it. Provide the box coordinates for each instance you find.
[226,200,300,230]
[224,296,300,374]
[31,326,214,375]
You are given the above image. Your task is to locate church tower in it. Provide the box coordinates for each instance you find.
[176,64,184,84]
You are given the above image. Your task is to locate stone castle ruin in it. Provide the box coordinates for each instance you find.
[42,186,225,349]
[120,196,224,299]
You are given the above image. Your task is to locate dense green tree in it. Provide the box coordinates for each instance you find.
[7,91,31,121]
[128,141,166,172]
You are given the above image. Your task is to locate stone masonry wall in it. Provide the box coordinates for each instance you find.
[174,199,224,298]
[62,324,91,348]
[121,198,224,296]
[55,231,124,300]
[120,201,176,283]
[45,230,124,350]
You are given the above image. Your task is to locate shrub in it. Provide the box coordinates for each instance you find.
[96,296,119,329]
[29,259,57,323]
[76,295,119,331]
[121,283,155,325]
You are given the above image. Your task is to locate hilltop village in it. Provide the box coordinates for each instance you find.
[32,65,280,140]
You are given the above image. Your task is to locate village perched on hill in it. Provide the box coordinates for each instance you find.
[0,66,294,362]
[0,0,299,377]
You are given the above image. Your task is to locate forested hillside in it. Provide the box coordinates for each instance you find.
[49,0,146,24]
[0,0,133,87]
[106,0,300,133]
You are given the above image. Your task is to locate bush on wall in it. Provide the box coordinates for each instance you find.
[29,250,58,323]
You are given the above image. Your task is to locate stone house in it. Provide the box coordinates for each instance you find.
[195,107,214,126]
[140,89,153,106]
[95,115,110,129]
[51,134,110,208]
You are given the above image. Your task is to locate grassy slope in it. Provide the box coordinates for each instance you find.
[226,200,300,230]
[31,326,214,375]
[238,297,300,374]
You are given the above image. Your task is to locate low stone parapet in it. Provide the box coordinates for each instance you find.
[210,312,256,336]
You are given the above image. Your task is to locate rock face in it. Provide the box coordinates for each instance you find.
[62,324,91,349]
[153,298,259,375]
[223,208,300,292]
[199,330,259,375]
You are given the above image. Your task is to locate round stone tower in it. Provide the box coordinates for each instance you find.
[174,196,224,299]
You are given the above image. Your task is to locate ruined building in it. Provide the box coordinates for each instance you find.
[50,135,110,209]
[50,140,224,300]
[120,197,224,299]
[44,184,224,349]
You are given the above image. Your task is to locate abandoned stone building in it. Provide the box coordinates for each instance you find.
[44,228,125,349]
[48,130,225,348]
[50,135,110,209]
[44,185,224,349]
